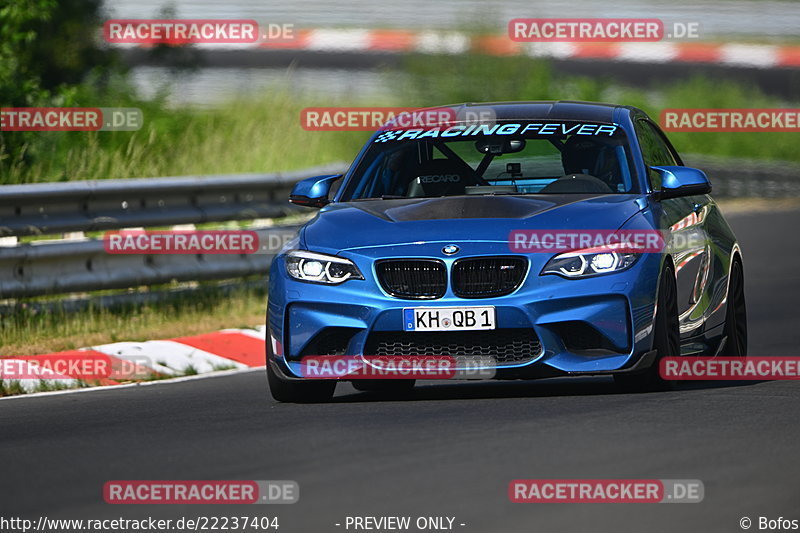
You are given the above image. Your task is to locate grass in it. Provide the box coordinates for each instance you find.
[0,282,267,397]
[0,379,80,398]
[0,380,27,397]
[0,283,267,357]
[605,76,800,162]
[2,90,370,184]
[33,379,76,393]
[5,54,800,184]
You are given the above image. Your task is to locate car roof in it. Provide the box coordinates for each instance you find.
[443,100,640,123]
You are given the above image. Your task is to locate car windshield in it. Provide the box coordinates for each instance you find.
[339,120,637,201]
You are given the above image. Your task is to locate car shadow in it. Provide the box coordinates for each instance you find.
[330,376,767,403]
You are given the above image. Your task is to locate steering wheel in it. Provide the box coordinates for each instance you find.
[539,173,613,194]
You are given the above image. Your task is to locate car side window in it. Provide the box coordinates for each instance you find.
[634,119,677,191]
[328,175,343,199]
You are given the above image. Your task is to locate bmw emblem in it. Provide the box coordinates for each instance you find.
[442,244,459,255]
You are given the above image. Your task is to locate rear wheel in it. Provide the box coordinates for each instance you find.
[615,264,680,392]
[267,361,336,403]
[720,259,747,357]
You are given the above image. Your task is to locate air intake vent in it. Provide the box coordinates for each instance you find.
[376,259,447,299]
[452,256,527,298]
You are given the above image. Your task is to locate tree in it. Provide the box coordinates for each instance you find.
[0,0,123,175]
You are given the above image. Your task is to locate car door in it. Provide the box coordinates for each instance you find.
[634,118,712,341]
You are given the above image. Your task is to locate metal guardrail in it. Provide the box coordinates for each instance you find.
[0,163,347,238]
[684,154,800,198]
[0,163,347,299]
[0,158,797,299]
[0,226,302,298]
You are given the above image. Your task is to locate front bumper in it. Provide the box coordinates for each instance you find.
[267,242,663,380]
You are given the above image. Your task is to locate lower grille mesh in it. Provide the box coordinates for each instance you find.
[364,328,541,365]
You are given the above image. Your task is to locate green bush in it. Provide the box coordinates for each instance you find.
[0,0,124,177]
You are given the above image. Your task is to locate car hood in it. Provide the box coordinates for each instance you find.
[302,194,646,252]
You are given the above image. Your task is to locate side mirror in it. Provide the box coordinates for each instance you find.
[289,174,343,208]
[650,166,712,200]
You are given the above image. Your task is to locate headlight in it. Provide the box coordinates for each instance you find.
[285,250,363,284]
[541,251,639,278]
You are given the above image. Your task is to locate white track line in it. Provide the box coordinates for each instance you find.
[91,340,249,375]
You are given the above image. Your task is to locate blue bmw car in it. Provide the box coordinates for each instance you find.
[266,101,747,402]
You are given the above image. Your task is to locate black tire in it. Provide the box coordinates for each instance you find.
[615,263,681,392]
[719,259,747,357]
[267,361,336,403]
[352,380,416,393]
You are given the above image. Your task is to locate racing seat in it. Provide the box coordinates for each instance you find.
[406,159,467,198]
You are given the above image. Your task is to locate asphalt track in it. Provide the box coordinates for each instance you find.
[1,208,799,533]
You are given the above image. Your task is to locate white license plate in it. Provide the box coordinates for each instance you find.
[403,306,495,332]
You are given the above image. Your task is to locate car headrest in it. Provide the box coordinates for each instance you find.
[406,159,466,198]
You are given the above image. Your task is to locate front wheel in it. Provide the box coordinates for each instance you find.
[267,361,336,403]
[615,263,681,392]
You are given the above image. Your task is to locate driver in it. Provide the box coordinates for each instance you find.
[560,137,621,190]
